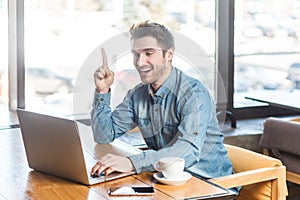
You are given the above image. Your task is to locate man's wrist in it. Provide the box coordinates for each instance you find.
[127,157,136,173]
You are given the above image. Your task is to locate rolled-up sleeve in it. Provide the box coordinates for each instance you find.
[91,90,115,143]
[91,89,137,144]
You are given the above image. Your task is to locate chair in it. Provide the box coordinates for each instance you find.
[260,117,300,197]
[209,144,287,200]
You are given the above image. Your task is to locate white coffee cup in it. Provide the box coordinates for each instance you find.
[154,157,185,179]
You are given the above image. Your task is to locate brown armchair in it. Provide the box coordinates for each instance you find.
[260,117,300,197]
[210,144,287,200]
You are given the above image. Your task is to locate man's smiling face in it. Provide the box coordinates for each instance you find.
[132,36,174,91]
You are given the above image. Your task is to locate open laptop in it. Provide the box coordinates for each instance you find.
[17,109,141,185]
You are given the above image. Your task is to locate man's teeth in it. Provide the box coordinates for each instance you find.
[140,68,151,72]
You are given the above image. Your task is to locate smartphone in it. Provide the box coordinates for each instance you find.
[108,186,154,196]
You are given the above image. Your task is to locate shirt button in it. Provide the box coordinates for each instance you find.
[193,132,199,136]
[100,98,104,101]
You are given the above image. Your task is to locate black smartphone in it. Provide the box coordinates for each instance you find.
[108,186,154,196]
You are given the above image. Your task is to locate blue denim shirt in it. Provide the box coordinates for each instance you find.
[91,67,234,179]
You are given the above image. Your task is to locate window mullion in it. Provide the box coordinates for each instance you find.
[216,0,234,113]
[8,0,25,110]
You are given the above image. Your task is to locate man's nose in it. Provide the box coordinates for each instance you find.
[136,54,147,67]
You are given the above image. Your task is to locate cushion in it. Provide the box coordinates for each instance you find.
[260,117,300,174]
[260,117,300,155]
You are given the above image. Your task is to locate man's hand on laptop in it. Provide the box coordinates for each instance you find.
[91,153,134,176]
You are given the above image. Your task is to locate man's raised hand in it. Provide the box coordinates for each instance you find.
[94,48,114,93]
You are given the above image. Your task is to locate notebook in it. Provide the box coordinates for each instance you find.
[17,109,141,185]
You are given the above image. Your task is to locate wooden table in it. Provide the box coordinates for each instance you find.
[0,128,236,200]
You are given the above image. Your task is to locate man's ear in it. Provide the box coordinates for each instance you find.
[167,48,174,62]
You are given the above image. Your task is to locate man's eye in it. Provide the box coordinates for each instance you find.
[145,52,154,56]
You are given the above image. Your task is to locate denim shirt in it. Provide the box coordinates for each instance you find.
[91,67,234,179]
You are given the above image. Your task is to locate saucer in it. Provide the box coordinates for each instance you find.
[153,172,192,186]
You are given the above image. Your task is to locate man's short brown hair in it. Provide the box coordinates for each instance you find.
[130,20,175,51]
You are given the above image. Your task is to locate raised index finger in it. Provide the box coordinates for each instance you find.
[101,48,108,70]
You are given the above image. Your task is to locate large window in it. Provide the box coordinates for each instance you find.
[5,0,299,119]
[0,0,8,111]
[24,0,216,116]
[233,0,300,111]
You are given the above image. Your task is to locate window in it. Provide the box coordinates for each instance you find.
[0,0,8,111]
[23,0,216,116]
[217,0,300,119]
[9,0,298,119]
[234,0,300,110]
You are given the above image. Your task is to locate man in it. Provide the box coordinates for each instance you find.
[90,21,234,182]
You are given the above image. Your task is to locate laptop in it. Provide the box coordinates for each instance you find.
[17,109,141,185]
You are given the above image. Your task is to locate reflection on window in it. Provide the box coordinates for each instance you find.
[25,0,215,115]
[0,0,8,111]
[234,0,300,108]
